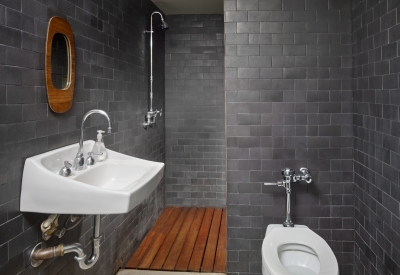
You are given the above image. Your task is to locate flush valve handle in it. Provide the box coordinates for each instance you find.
[264,181,285,187]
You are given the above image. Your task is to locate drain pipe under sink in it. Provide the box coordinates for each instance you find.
[30,215,101,269]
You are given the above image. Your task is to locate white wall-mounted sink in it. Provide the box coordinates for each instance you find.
[20,141,164,214]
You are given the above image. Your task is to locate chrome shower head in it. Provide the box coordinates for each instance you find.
[160,19,169,30]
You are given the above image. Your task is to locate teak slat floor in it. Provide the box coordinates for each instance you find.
[126,207,226,273]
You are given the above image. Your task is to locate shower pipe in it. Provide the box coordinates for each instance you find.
[143,11,169,128]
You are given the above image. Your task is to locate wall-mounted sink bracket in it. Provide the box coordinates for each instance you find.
[264,168,312,227]
[41,214,86,240]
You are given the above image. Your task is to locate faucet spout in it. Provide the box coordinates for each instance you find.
[73,110,112,171]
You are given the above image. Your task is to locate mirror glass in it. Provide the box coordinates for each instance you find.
[51,33,69,89]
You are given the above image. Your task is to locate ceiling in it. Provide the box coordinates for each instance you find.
[152,0,223,15]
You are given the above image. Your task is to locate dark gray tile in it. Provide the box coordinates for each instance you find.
[0,216,23,244]
[0,25,21,48]
[259,0,282,11]
[6,86,35,104]
[165,15,225,207]
[5,8,34,34]
[283,0,305,11]
[0,242,7,266]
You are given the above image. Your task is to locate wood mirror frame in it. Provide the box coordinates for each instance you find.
[45,16,75,113]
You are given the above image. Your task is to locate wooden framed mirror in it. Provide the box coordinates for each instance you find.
[45,16,75,113]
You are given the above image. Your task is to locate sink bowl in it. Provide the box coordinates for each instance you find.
[20,140,164,214]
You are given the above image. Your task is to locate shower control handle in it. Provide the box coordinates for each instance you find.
[155,108,162,117]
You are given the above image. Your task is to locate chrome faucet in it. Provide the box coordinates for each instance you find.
[264,168,312,227]
[72,110,112,171]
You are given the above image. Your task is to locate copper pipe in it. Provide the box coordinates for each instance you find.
[32,244,64,260]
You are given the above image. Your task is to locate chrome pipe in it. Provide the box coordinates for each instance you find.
[64,215,101,269]
[283,182,294,227]
[149,11,164,112]
[143,11,167,128]
[78,110,111,154]
[30,215,102,270]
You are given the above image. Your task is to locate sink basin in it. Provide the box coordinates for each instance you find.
[20,140,164,214]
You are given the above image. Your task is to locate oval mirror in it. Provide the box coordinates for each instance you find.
[45,17,75,113]
[51,33,70,89]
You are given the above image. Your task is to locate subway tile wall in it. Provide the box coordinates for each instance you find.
[164,15,226,207]
[0,0,165,274]
[224,0,354,274]
[353,0,400,274]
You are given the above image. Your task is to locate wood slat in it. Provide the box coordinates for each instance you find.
[187,208,215,272]
[137,207,182,269]
[162,207,197,271]
[150,207,190,270]
[174,208,206,271]
[125,207,174,269]
[213,208,227,273]
[201,208,223,272]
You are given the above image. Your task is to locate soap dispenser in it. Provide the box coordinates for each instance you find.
[92,130,107,161]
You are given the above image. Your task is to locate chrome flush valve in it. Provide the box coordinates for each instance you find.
[264,167,312,227]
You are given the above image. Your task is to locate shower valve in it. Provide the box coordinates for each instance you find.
[143,109,163,129]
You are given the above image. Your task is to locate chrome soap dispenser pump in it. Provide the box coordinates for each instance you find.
[91,130,107,162]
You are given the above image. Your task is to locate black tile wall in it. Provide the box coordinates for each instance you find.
[0,0,165,274]
[224,0,354,274]
[164,15,226,207]
[353,0,400,274]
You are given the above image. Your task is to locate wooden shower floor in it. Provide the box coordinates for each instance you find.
[125,207,226,273]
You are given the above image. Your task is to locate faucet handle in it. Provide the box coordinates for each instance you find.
[86,152,102,166]
[59,161,72,177]
[156,108,162,117]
